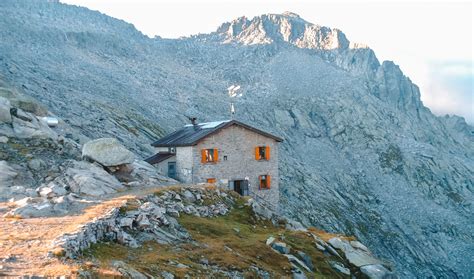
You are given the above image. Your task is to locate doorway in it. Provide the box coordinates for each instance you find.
[167,162,177,179]
[230,180,249,196]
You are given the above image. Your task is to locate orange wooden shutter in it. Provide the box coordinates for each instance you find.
[255,147,260,160]
[201,149,206,163]
[267,175,271,189]
[265,146,270,160]
[213,149,218,162]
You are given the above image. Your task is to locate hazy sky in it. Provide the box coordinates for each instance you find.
[61,0,473,123]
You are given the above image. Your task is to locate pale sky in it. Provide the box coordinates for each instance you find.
[61,0,473,123]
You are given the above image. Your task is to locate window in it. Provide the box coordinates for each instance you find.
[223,155,228,161]
[201,148,218,163]
[259,175,271,189]
[207,178,216,184]
[168,147,176,154]
[255,146,270,161]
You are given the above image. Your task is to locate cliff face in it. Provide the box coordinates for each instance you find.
[0,1,472,277]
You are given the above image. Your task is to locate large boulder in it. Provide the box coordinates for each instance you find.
[82,138,134,167]
[0,160,17,187]
[47,160,125,196]
[0,97,12,124]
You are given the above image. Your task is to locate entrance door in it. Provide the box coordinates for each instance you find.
[231,180,249,196]
[167,162,177,179]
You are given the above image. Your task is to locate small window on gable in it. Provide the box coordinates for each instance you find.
[255,146,270,161]
[201,148,218,163]
[168,147,176,154]
[259,175,271,189]
[207,178,216,184]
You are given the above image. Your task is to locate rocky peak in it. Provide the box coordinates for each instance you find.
[215,12,351,50]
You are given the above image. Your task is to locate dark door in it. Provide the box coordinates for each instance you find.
[234,180,243,195]
[167,162,176,179]
[232,180,249,196]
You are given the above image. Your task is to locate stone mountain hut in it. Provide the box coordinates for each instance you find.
[146,119,283,208]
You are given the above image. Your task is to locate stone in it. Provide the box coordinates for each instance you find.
[0,136,8,143]
[0,97,12,124]
[136,213,151,229]
[14,97,48,116]
[272,242,290,254]
[161,271,175,279]
[266,236,276,246]
[51,195,73,213]
[182,190,196,203]
[313,242,325,252]
[119,217,134,228]
[328,237,354,253]
[360,264,397,279]
[49,160,125,196]
[111,260,147,279]
[0,160,17,187]
[5,198,55,218]
[38,183,67,198]
[82,138,134,167]
[350,240,369,252]
[27,158,46,171]
[291,264,308,279]
[117,231,138,248]
[285,254,312,272]
[345,250,382,267]
[12,112,57,139]
[325,245,343,260]
[296,251,314,271]
[167,208,180,218]
[329,261,350,276]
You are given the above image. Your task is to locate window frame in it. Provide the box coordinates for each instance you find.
[202,148,218,163]
[256,146,270,161]
[259,175,271,189]
[207,178,216,184]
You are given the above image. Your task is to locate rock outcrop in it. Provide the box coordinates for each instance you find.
[82,138,135,167]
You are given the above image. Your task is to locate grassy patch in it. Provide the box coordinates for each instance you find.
[81,190,350,278]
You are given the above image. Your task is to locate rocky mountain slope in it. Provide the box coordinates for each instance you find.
[0,1,472,277]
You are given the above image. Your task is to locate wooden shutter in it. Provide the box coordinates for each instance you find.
[255,147,260,160]
[201,149,206,163]
[266,175,271,189]
[213,149,218,162]
[265,146,270,160]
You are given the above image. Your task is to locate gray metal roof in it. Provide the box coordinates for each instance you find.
[151,120,283,147]
[144,152,175,165]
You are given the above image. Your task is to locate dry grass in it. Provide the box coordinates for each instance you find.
[83,194,347,278]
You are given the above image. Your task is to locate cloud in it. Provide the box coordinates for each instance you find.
[421,61,473,124]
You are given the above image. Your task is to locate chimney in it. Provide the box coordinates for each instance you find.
[188,116,198,125]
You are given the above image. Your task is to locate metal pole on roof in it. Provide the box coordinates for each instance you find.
[227,85,241,120]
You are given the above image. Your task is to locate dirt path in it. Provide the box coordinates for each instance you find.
[0,185,181,277]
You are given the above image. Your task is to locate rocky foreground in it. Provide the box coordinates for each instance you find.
[29,186,398,278]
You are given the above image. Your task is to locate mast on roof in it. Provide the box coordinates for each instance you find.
[227,85,242,119]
